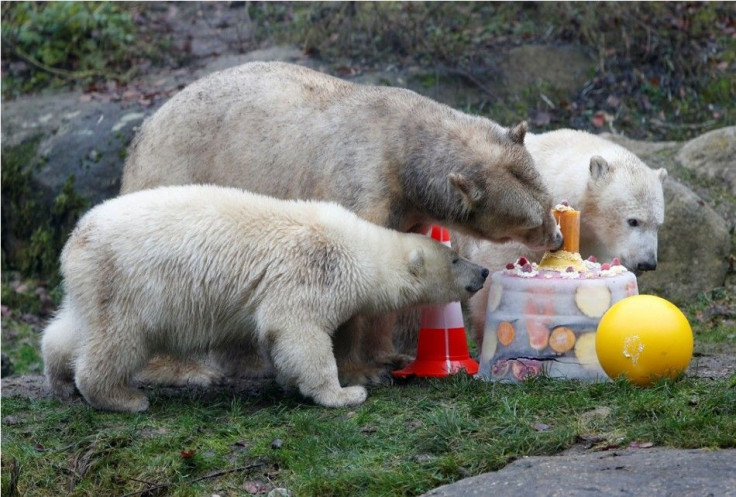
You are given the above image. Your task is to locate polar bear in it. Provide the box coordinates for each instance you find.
[120,61,562,384]
[453,129,667,349]
[41,185,489,412]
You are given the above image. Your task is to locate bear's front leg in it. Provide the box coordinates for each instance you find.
[334,314,412,385]
[74,334,150,412]
[269,325,367,408]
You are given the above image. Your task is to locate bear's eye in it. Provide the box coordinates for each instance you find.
[627,218,640,228]
[452,256,459,264]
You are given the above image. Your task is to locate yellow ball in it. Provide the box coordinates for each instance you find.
[596,295,693,386]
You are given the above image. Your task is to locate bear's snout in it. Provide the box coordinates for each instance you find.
[466,267,490,293]
[637,260,657,272]
[549,231,564,252]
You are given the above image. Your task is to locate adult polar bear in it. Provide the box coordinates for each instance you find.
[121,61,562,385]
[453,129,667,349]
[41,185,490,412]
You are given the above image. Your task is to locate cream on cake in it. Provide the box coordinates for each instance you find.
[477,202,638,382]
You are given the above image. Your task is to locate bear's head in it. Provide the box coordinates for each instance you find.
[580,155,667,273]
[405,236,490,305]
[446,122,563,251]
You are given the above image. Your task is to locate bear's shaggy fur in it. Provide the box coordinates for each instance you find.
[453,129,667,349]
[120,61,561,383]
[41,185,489,412]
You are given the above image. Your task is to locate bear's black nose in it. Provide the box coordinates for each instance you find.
[550,233,564,252]
[637,261,657,271]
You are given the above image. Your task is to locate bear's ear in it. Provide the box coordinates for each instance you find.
[408,249,426,277]
[508,121,528,145]
[656,168,668,182]
[448,172,482,210]
[589,155,610,180]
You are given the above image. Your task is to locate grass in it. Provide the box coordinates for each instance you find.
[2,375,734,497]
[2,291,734,496]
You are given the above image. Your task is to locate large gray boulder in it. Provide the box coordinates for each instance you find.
[1,92,149,207]
[422,448,736,497]
[678,126,736,196]
[638,178,731,302]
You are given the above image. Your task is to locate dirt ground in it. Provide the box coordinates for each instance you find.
[3,346,734,401]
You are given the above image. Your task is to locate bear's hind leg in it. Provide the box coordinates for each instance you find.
[74,327,151,412]
[136,355,224,387]
[41,300,81,399]
[269,325,367,408]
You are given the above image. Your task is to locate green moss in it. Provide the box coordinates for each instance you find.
[1,140,88,281]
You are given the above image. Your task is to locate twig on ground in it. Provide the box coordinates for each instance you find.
[11,45,101,80]
[119,461,266,497]
[650,118,717,130]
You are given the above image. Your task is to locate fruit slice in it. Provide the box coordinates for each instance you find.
[574,284,612,317]
[486,280,503,313]
[574,332,600,368]
[491,359,511,378]
[549,326,576,353]
[497,321,515,346]
[481,323,498,359]
[511,359,543,380]
[526,320,550,351]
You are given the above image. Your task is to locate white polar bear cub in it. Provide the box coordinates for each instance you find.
[455,129,667,348]
[42,185,489,412]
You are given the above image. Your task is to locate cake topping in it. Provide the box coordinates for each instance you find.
[538,203,586,272]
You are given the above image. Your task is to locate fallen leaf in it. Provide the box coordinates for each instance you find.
[180,449,196,459]
[592,111,607,128]
[271,439,283,449]
[122,89,140,100]
[534,422,551,431]
[242,479,269,494]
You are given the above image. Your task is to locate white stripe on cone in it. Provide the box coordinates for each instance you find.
[421,302,465,329]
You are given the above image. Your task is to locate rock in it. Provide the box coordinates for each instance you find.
[1,92,152,208]
[637,177,731,303]
[678,126,736,196]
[421,448,736,497]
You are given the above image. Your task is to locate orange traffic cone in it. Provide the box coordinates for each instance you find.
[393,226,479,378]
